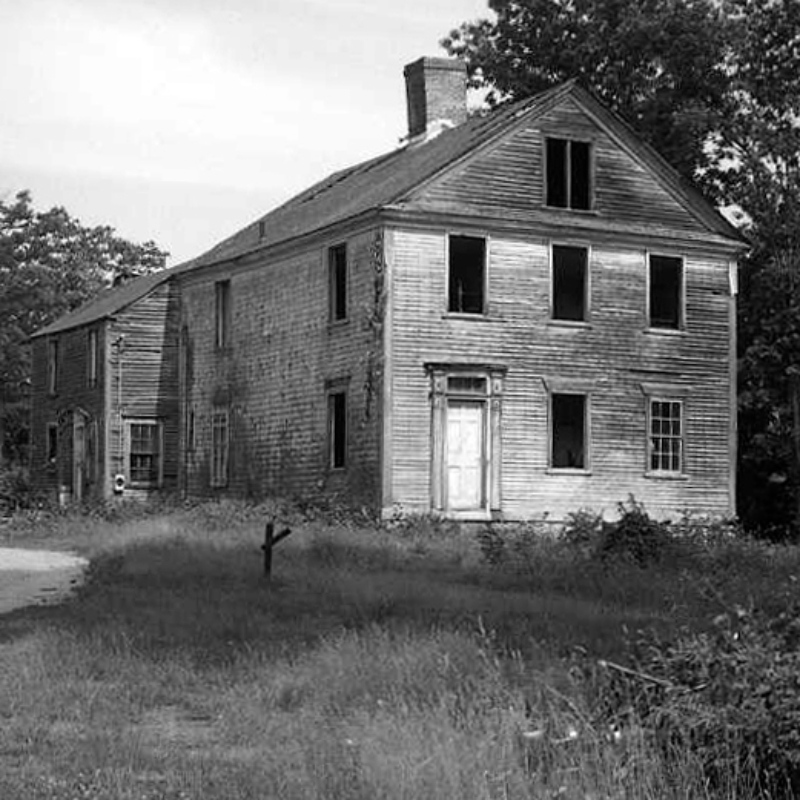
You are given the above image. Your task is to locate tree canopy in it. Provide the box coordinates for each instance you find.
[0,190,167,464]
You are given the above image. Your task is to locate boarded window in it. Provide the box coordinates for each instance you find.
[215,280,231,348]
[546,138,592,210]
[211,410,229,487]
[328,390,347,469]
[650,400,683,472]
[47,339,59,395]
[128,421,161,487]
[329,244,348,322]
[47,423,58,464]
[649,255,683,329]
[87,328,98,387]
[552,245,588,321]
[449,235,486,314]
[551,393,587,469]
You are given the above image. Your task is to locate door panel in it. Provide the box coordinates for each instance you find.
[446,401,484,510]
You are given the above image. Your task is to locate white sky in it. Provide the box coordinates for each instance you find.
[0,0,492,264]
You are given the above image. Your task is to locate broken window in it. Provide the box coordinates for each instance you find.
[329,244,348,322]
[128,421,162,487]
[551,393,587,469]
[211,409,229,487]
[649,255,683,329]
[448,235,486,314]
[328,390,347,469]
[46,423,58,464]
[215,280,231,348]
[552,245,588,321]
[546,138,592,210]
[47,338,59,395]
[650,399,683,472]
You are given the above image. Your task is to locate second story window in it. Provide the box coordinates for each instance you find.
[552,245,588,321]
[649,255,683,329]
[215,279,231,348]
[47,338,59,395]
[87,328,98,387]
[448,234,486,315]
[546,137,592,210]
[328,244,348,322]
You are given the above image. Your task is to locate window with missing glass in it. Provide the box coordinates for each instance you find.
[448,235,486,314]
[552,245,588,321]
[551,393,588,469]
[546,138,592,210]
[329,244,348,322]
[649,255,683,329]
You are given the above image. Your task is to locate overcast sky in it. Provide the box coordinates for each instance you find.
[0,0,491,264]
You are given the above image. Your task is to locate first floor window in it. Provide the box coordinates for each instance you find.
[211,409,229,487]
[328,390,347,469]
[650,399,683,472]
[128,421,162,487]
[551,393,587,469]
[46,423,58,464]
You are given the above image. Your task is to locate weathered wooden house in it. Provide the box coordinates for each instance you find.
[31,58,744,520]
[177,58,744,520]
[30,266,184,502]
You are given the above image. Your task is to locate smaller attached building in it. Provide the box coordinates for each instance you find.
[30,267,185,502]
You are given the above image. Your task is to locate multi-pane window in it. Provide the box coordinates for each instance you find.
[552,245,588,321]
[546,138,592,210]
[448,235,486,314]
[650,400,683,473]
[328,390,347,469]
[47,338,59,395]
[215,280,231,348]
[211,409,229,487]
[551,393,587,469]
[649,255,683,329]
[87,328,98,387]
[128,421,161,487]
[329,244,348,322]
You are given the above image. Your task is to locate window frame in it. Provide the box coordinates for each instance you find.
[548,390,591,473]
[544,136,594,211]
[125,419,163,489]
[211,408,230,488]
[550,243,590,323]
[215,279,232,349]
[87,328,99,388]
[327,388,348,470]
[328,243,348,324]
[447,233,488,316]
[47,338,59,396]
[647,397,685,475]
[647,253,685,331]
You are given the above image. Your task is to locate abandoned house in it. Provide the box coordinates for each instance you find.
[31,57,745,520]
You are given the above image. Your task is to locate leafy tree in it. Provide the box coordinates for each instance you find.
[0,191,167,466]
[442,0,731,184]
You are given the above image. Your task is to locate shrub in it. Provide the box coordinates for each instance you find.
[0,465,32,514]
[595,498,674,566]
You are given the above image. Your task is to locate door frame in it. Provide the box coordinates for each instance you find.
[427,363,506,518]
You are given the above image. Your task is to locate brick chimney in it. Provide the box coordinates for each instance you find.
[403,57,468,141]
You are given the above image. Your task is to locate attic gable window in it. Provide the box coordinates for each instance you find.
[649,255,683,329]
[546,138,592,211]
[552,245,588,321]
[448,235,486,315]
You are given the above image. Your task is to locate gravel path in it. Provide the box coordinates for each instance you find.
[0,548,89,615]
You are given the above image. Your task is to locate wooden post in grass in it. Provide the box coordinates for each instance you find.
[262,521,293,580]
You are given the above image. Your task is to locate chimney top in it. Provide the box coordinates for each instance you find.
[403,57,468,142]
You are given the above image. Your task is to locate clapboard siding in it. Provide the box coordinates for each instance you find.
[387,226,733,520]
[181,227,383,506]
[407,97,706,238]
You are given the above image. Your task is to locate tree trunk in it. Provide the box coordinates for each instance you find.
[791,372,800,529]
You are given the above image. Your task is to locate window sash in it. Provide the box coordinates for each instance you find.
[128,422,161,486]
[649,399,683,472]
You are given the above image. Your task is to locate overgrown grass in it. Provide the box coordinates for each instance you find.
[1,501,797,798]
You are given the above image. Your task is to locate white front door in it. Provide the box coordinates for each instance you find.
[446,401,485,510]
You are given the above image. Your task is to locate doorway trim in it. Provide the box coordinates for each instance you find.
[426,363,506,518]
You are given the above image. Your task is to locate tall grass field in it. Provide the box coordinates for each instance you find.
[1,500,799,799]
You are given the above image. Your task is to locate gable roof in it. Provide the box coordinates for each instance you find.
[31,259,195,339]
[195,80,741,269]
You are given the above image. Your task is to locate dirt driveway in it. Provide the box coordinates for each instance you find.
[0,548,88,615]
